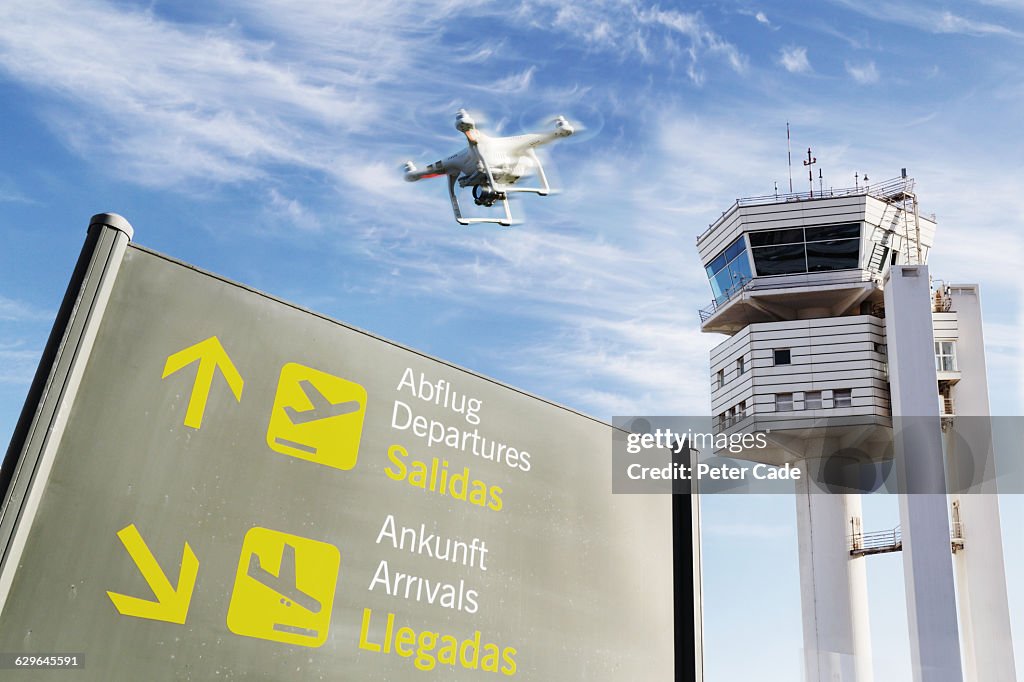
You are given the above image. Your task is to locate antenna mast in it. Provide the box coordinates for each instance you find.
[803,147,817,198]
[787,123,793,193]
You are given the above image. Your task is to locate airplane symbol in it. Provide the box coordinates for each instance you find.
[283,380,360,424]
[247,543,321,639]
[266,364,367,469]
[227,527,341,647]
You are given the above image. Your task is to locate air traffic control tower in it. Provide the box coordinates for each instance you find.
[696,175,1017,681]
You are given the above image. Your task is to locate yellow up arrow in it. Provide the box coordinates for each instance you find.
[106,524,199,625]
[162,336,244,429]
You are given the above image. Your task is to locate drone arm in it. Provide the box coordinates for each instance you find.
[404,160,448,182]
[516,117,575,150]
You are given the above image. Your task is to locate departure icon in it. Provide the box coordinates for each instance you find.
[226,527,340,647]
[266,362,367,470]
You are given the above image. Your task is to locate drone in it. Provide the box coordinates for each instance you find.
[404,109,575,226]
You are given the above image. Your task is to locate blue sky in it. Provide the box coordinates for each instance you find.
[0,1,1022,679]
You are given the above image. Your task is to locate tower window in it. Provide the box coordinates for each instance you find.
[716,369,725,389]
[705,236,753,304]
[935,341,957,372]
[804,391,822,409]
[736,356,745,376]
[750,223,861,276]
[833,389,852,408]
[773,349,791,365]
[775,393,794,412]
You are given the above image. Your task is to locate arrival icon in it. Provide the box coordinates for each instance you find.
[226,527,341,647]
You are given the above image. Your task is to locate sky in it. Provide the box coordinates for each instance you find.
[0,0,1022,679]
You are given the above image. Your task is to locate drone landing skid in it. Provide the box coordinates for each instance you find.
[447,175,513,227]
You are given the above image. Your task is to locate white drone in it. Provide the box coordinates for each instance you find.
[404,109,575,226]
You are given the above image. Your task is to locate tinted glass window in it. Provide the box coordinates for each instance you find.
[708,269,730,300]
[724,238,746,262]
[752,244,806,275]
[707,252,729,276]
[749,228,804,247]
[773,349,791,365]
[707,237,752,303]
[728,254,753,286]
[806,239,859,271]
[805,223,860,241]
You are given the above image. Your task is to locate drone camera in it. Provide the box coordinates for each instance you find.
[472,185,506,208]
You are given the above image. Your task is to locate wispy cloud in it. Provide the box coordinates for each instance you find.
[0,296,51,322]
[525,1,747,84]
[779,46,812,73]
[847,60,880,84]
[933,10,1018,36]
[487,66,538,94]
[828,0,1024,39]
[0,177,34,204]
[739,8,777,29]
[0,344,40,384]
[0,0,382,188]
[266,189,322,233]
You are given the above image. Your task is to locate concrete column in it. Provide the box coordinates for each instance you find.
[944,285,1017,682]
[883,265,962,682]
[795,454,873,681]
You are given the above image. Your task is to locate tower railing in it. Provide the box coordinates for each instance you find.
[850,526,903,556]
[698,175,917,243]
[850,524,966,556]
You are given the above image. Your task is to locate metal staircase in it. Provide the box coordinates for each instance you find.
[866,241,888,274]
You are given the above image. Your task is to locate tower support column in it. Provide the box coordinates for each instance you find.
[884,265,963,682]
[795,471,873,682]
[943,285,1017,681]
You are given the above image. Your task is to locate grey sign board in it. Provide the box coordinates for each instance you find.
[0,216,673,680]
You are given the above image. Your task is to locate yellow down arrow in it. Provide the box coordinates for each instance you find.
[106,524,199,624]
[162,336,244,429]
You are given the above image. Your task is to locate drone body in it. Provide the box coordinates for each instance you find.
[404,109,575,226]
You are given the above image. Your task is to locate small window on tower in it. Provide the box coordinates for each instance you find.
[736,356,745,376]
[833,389,853,408]
[775,393,794,412]
[804,391,822,409]
[935,341,957,372]
[773,349,791,365]
[716,369,725,389]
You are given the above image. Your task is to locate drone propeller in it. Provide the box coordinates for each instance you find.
[517,103,601,145]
